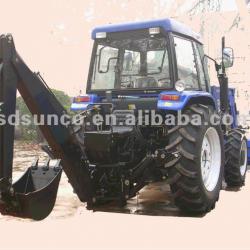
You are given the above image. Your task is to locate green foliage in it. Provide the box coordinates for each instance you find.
[50,89,71,112]
[16,89,72,141]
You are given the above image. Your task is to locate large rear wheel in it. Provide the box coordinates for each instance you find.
[166,104,224,213]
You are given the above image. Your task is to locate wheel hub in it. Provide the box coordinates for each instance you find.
[201,127,221,192]
[240,140,247,177]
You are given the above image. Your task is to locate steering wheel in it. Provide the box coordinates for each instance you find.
[121,80,134,88]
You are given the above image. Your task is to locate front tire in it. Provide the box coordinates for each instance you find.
[225,130,247,187]
[166,104,224,213]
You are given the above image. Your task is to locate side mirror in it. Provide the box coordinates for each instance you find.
[222,47,234,68]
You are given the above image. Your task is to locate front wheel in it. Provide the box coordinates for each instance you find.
[225,130,248,187]
[166,104,224,213]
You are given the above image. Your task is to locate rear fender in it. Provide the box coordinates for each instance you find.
[157,91,216,111]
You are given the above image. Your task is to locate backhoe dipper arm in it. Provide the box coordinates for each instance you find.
[0,34,92,203]
[0,35,17,181]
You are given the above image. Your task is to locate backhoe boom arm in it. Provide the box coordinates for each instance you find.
[0,35,92,219]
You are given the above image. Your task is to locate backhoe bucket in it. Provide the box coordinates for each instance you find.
[0,159,62,220]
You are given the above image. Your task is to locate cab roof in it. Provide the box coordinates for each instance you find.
[91,18,202,44]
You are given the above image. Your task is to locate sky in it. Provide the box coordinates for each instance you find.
[0,0,248,96]
[221,0,238,11]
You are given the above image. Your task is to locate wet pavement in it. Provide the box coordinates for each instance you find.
[0,141,248,221]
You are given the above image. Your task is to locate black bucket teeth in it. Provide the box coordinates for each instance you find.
[0,158,62,220]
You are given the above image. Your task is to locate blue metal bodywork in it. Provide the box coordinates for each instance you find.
[71,87,236,120]
[71,90,216,112]
[210,86,238,128]
[157,90,215,111]
[248,141,250,164]
[92,18,202,43]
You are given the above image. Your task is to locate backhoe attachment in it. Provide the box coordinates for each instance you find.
[0,34,92,220]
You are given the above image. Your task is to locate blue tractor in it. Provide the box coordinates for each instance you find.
[70,18,248,213]
[0,19,248,220]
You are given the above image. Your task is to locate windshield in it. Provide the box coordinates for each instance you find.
[90,31,171,91]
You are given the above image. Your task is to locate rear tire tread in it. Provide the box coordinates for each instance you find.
[166,104,223,214]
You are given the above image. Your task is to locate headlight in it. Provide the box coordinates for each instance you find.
[96,32,107,39]
[175,80,186,92]
[149,27,160,35]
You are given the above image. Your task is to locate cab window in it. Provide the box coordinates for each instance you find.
[174,36,199,89]
[193,42,207,91]
[123,50,140,75]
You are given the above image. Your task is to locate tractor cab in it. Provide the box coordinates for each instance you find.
[71,18,209,112]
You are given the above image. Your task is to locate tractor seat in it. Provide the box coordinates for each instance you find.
[134,77,158,88]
